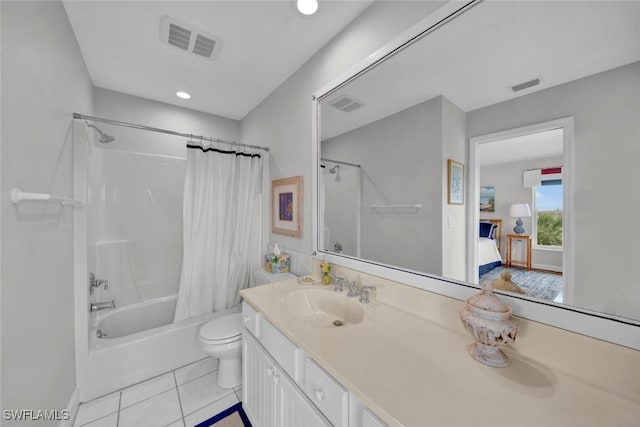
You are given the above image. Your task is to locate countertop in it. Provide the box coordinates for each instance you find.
[240,279,640,427]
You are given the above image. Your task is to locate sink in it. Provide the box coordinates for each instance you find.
[283,289,364,327]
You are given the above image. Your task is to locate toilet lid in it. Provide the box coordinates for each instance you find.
[199,312,243,343]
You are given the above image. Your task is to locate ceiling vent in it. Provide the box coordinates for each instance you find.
[329,95,364,112]
[510,77,541,93]
[160,16,222,60]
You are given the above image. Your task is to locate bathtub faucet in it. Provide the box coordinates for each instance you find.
[90,300,115,312]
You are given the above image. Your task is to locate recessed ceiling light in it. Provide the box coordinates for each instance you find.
[297,0,318,15]
[176,91,191,99]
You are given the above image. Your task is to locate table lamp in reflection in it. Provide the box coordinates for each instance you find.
[510,203,531,235]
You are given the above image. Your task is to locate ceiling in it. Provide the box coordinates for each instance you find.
[478,128,563,167]
[63,0,373,121]
[320,0,640,139]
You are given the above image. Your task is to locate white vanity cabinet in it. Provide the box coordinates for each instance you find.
[242,302,387,427]
[243,332,330,427]
[361,409,388,427]
[242,303,331,427]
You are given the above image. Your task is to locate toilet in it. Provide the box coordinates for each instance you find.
[198,268,296,388]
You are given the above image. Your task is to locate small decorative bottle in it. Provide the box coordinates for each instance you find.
[320,262,331,285]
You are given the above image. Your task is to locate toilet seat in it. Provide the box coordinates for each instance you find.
[199,312,243,344]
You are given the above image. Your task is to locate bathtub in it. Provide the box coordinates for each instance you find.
[84,295,241,401]
[92,295,178,339]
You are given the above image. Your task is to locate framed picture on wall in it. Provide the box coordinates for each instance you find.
[480,186,496,212]
[272,176,303,238]
[447,159,464,205]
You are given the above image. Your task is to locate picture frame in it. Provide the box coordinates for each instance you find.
[447,159,464,205]
[272,176,303,238]
[480,186,495,212]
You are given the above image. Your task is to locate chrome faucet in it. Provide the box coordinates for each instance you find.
[346,280,360,297]
[359,285,377,304]
[333,276,345,292]
[89,273,109,295]
[90,300,115,312]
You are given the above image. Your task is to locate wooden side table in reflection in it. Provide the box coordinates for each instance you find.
[506,234,532,271]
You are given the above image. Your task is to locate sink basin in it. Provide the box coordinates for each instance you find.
[283,289,364,327]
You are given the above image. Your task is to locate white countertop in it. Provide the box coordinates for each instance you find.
[241,279,640,427]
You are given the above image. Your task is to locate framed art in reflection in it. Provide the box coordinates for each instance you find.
[448,159,464,205]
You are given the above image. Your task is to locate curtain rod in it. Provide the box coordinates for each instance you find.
[320,157,361,168]
[73,113,269,152]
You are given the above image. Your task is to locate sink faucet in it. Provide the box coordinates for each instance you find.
[359,285,377,304]
[346,280,360,297]
[90,300,115,312]
[333,277,345,292]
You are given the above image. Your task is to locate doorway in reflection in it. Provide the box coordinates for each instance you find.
[476,126,565,303]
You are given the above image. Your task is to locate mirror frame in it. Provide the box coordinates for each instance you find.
[312,0,640,350]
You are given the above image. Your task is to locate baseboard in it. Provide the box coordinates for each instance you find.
[58,388,80,427]
[532,263,563,273]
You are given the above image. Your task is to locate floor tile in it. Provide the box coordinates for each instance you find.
[118,388,182,427]
[121,372,176,409]
[78,413,118,427]
[178,371,236,416]
[165,420,186,427]
[183,393,239,427]
[74,392,120,426]
[175,357,218,386]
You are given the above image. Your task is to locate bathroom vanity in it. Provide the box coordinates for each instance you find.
[240,273,640,427]
[241,295,385,427]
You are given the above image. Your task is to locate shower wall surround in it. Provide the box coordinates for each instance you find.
[87,147,185,304]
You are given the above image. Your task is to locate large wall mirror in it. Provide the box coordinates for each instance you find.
[313,0,640,346]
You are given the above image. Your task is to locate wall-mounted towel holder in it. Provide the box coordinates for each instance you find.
[370,203,422,211]
[10,188,82,206]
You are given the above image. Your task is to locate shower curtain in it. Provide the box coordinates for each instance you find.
[174,142,263,322]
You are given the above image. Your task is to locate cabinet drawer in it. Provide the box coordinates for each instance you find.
[303,358,348,427]
[260,317,301,381]
[242,302,260,337]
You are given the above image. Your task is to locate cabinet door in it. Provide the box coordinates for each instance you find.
[362,408,388,427]
[243,334,278,427]
[278,372,332,427]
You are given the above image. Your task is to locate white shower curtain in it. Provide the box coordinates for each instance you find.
[174,142,263,322]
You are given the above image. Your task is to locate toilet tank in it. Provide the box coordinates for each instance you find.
[253,268,296,287]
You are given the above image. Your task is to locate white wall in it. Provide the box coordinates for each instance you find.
[1,0,93,422]
[324,97,443,274]
[240,1,447,274]
[480,156,563,271]
[93,87,240,158]
[322,95,467,277]
[441,97,467,280]
[468,61,640,320]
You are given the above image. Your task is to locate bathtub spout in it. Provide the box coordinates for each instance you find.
[90,300,115,312]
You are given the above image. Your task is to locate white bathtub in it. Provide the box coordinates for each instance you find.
[84,296,240,401]
[92,295,178,339]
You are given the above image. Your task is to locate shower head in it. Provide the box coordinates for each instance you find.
[87,123,115,143]
[99,134,115,144]
[329,164,341,182]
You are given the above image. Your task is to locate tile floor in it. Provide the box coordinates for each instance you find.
[74,357,243,427]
